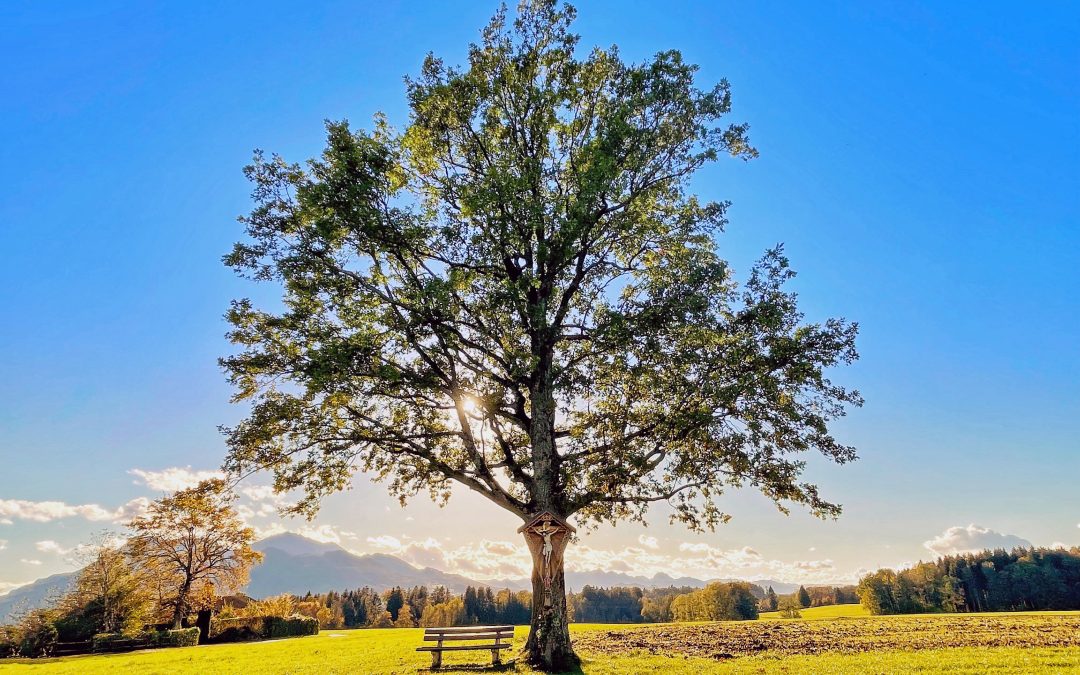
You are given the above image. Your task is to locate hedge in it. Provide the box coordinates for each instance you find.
[92,628,199,653]
[212,615,318,642]
[150,628,200,648]
[267,615,319,638]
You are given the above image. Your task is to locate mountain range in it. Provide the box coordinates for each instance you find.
[1,533,800,621]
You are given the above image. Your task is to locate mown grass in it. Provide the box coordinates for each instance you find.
[1,614,1079,674]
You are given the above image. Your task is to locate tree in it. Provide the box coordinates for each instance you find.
[778,596,802,619]
[128,480,262,628]
[220,1,860,669]
[58,534,155,637]
[763,586,779,612]
[797,585,811,608]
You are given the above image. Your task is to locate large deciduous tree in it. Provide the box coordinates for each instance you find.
[128,480,262,629]
[221,1,860,668]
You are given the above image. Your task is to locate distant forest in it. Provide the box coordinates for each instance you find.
[284,581,858,629]
[857,547,1080,614]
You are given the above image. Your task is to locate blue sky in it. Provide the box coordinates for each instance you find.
[1,1,1078,591]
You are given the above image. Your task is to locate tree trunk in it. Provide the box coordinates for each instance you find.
[171,580,191,629]
[522,529,578,671]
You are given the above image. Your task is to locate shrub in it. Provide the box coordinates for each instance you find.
[212,615,270,640]
[149,627,200,648]
[211,614,318,642]
[266,615,319,638]
[91,632,140,652]
[212,625,262,643]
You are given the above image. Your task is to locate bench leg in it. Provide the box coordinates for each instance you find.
[491,648,501,666]
[431,649,442,669]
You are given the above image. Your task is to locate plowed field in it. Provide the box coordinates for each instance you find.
[572,613,1080,660]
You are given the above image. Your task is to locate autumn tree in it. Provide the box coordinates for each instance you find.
[128,480,262,628]
[56,534,155,638]
[220,1,860,668]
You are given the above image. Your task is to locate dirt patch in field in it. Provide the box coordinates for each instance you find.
[572,614,1080,659]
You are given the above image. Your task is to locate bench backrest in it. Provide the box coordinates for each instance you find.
[423,625,514,643]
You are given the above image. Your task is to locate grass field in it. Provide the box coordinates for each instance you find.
[2,612,1079,674]
[758,603,870,620]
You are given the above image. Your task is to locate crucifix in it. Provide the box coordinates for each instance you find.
[518,511,575,609]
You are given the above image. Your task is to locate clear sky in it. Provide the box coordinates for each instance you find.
[2,1,1078,593]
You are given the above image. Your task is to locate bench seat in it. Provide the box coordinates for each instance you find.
[417,625,514,668]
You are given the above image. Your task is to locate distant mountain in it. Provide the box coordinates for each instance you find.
[0,572,76,624]
[247,533,480,596]
[563,570,709,591]
[0,534,811,620]
[246,534,806,598]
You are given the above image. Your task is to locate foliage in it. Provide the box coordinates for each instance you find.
[778,597,802,618]
[669,582,759,621]
[211,615,317,642]
[420,598,467,627]
[14,611,59,657]
[222,0,860,534]
[127,479,262,628]
[266,616,319,638]
[149,627,201,648]
[54,535,156,640]
[762,586,778,612]
[857,547,1080,615]
[90,628,200,652]
[639,587,698,623]
[569,586,644,623]
[797,585,811,608]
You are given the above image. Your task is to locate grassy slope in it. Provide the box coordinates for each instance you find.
[2,616,1079,674]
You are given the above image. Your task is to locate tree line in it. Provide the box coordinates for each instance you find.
[857,547,1080,614]
[291,581,861,628]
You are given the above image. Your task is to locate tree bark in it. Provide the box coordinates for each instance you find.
[171,580,191,629]
[522,528,578,671]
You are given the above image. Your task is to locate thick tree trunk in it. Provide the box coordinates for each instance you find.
[522,529,578,671]
[171,580,191,629]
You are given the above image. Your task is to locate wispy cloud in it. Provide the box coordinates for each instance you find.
[20,559,42,566]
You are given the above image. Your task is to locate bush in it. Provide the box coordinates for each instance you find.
[212,615,318,642]
[150,627,200,648]
[267,615,319,638]
[91,632,142,652]
[212,615,269,640]
[212,625,262,643]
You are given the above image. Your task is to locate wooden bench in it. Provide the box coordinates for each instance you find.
[416,625,514,669]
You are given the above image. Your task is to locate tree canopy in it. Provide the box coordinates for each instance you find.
[222,0,860,532]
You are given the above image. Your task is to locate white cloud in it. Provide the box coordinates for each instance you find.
[20,559,42,566]
[0,497,151,525]
[0,539,6,550]
[366,535,532,579]
[129,467,223,492]
[0,581,29,595]
[924,524,1032,557]
[0,499,116,523]
[35,540,70,555]
[638,535,659,550]
[358,533,854,585]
